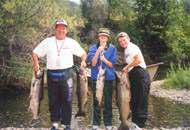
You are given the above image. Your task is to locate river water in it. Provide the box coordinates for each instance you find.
[0,85,190,129]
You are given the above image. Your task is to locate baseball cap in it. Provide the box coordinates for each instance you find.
[116,32,130,40]
[55,19,68,27]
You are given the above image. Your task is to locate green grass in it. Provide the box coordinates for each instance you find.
[164,64,190,90]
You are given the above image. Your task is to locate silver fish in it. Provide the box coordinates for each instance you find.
[116,71,143,130]
[28,69,44,120]
[116,71,131,130]
[96,67,105,105]
[75,67,88,117]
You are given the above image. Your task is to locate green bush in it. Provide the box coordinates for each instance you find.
[164,64,190,90]
[0,55,33,89]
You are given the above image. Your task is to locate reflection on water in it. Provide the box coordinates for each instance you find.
[147,96,190,128]
[0,87,190,129]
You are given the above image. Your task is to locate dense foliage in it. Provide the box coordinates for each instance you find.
[0,0,190,89]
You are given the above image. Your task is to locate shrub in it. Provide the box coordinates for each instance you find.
[164,64,190,90]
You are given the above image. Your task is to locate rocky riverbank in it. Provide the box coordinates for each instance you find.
[1,80,190,130]
[150,80,190,104]
[1,127,190,130]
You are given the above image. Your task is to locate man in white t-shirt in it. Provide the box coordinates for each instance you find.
[32,19,86,130]
[116,32,150,130]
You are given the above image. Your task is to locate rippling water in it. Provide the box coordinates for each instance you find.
[0,86,190,129]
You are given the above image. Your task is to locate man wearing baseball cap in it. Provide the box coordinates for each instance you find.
[32,19,86,130]
[87,28,117,130]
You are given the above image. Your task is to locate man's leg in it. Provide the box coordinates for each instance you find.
[92,80,101,127]
[47,74,61,129]
[103,80,113,127]
[135,72,150,128]
[129,68,150,128]
[60,77,73,127]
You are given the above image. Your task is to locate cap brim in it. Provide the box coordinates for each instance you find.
[56,24,68,27]
[98,33,110,37]
[116,32,129,40]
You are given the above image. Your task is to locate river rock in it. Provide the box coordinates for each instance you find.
[150,80,190,104]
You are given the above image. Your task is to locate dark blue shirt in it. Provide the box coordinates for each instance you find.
[87,43,117,80]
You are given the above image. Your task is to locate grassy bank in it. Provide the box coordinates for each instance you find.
[164,65,190,90]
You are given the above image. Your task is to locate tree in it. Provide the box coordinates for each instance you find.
[163,0,190,64]
[133,0,170,63]
[0,0,83,87]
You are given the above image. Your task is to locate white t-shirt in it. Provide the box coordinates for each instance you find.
[33,36,85,70]
[124,42,146,72]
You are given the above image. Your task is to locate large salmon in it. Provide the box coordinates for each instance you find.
[116,71,131,130]
[96,67,105,106]
[75,67,88,117]
[28,69,44,121]
[116,71,142,130]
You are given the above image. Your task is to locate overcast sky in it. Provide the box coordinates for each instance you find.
[69,0,80,4]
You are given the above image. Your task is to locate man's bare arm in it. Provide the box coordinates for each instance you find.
[123,54,141,72]
[32,52,40,77]
[80,52,87,68]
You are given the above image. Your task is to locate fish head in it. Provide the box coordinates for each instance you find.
[99,67,105,76]
[116,71,130,87]
[79,68,87,76]
[32,77,41,88]
[79,68,88,82]
[116,71,122,79]
[32,69,44,87]
[79,68,84,75]
[36,70,44,79]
